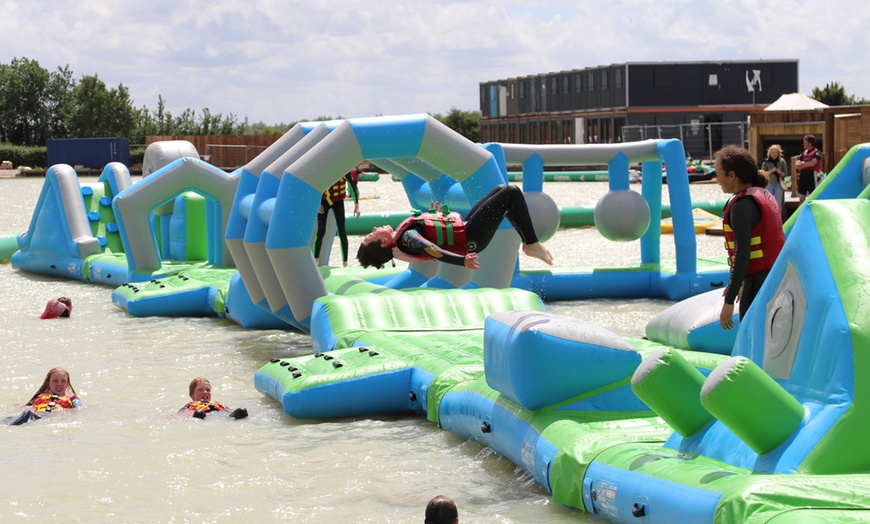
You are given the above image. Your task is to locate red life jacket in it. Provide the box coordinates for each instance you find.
[393,209,468,261]
[323,169,361,205]
[799,148,821,172]
[722,187,784,275]
[31,393,75,413]
[324,177,348,204]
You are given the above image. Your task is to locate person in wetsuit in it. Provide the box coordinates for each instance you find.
[313,167,362,267]
[715,145,785,330]
[356,184,553,270]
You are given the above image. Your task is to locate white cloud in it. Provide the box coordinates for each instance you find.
[1,0,867,125]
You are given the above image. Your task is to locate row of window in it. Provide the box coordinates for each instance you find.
[502,68,625,101]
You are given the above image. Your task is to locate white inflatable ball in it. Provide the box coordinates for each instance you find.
[523,191,560,242]
[594,190,650,241]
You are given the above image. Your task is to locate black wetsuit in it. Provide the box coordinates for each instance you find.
[313,173,360,263]
[724,196,767,320]
[396,185,540,266]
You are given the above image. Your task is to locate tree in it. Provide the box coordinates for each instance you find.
[65,74,136,138]
[0,57,73,145]
[433,108,481,143]
[812,82,870,106]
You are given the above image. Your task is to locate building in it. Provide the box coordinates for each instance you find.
[749,104,870,174]
[480,60,799,159]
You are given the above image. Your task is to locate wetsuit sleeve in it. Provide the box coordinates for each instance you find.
[345,174,360,205]
[398,228,467,266]
[724,197,762,305]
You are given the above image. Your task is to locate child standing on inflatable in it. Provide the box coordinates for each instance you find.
[2,367,82,426]
[715,145,785,330]
[179,377,248,419]
[313,166,362,267]
[357,184,553,270]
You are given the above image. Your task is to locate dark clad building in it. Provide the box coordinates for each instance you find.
[480,60,799,159]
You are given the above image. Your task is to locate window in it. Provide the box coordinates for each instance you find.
[615,69,623,89]
[563,76,569,94]
[575,74,583,92]
[588,72,595,91]
[510,83,515,99]
[519,82,525,99]
[551,77,558,95]
[601,71,608,91]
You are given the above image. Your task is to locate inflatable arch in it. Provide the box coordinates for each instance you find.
[233,114,510,327]
[501,140,694,268]
[112,157,239,274]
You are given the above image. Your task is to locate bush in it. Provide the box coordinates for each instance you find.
[129,147,146,166]
[0,143,48,169]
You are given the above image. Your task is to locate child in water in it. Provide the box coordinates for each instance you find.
[179,377,248,420]
[39,296,73,319]
[2,367,82,426]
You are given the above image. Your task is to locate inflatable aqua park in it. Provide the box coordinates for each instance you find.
[12,115,870,521]
[255,143,870,522]
[11,114,732,330]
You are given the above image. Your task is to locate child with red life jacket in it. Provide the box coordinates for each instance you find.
[715,145,785,331]
[357,184,553,270]
[2,367,82,426]
[179,377,248,420]
[313,167,362,267]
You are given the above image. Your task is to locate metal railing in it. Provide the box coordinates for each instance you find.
[622,122,747,160]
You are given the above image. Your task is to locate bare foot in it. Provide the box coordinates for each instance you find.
[343,261,349,267]
[523,242,553,265]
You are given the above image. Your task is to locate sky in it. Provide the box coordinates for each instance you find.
[3,0,868,126]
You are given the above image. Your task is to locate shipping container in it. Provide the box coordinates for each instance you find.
[47,138,130,169]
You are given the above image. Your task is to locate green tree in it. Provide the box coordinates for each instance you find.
[812,82,870,106]
[433,107,481,142]
[66,74,136,138]
[0,57,73,145]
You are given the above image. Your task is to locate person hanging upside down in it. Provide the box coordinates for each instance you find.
[356,184,553,270]
[179,377,248,420]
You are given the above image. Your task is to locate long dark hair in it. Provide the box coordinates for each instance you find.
[715,145,767,187]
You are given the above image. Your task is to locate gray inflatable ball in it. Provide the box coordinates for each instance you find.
[523,191,560,242]
[594,190,650,241]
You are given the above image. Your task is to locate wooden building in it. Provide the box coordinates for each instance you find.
[748,105,870,173]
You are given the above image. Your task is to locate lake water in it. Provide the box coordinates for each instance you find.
[0,175,727,523]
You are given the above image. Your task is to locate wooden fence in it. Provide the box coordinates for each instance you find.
[145,134,284,170]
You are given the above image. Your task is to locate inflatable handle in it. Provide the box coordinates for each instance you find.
[631,348,713,438]
[701,356,804,455]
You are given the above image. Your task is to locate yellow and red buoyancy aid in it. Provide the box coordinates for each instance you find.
[324,178,349,205]
[723,187,784,275]
[392,208,468,261]
[30,393,75,413]
[323,168,361,205]
[182,400,229,413]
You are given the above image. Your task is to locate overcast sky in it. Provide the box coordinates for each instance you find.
[3,0,867,125]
